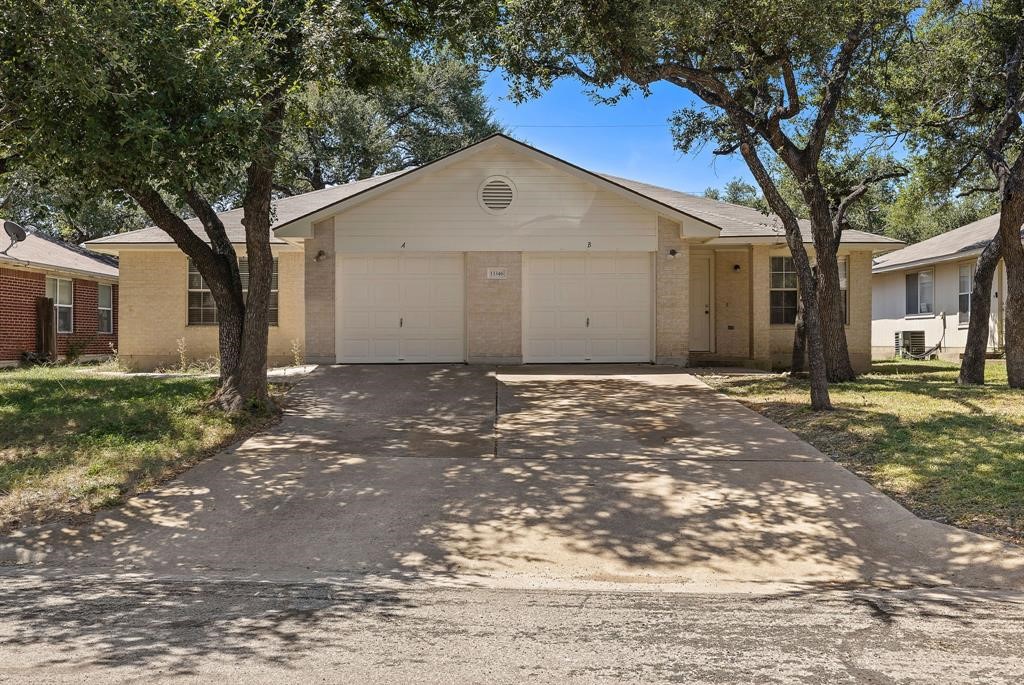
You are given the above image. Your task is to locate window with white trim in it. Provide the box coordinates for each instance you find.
[838,257,849,325]
[97,284,113,334]
[45,276,74,333]
[188,258,278,326]
[905,269,934,315]
[770,256,798,325]
[958,263,975,326]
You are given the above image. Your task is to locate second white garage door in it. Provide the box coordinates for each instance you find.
[524,253,652,362]
[338,253,465,363]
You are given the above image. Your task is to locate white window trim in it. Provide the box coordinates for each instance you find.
[187,258,279,326]
[958,263,974,329]
[769,255,799,326]
[47,276,74,334]
[97,283,113,334]
[838,256,850,327]
[907,268,935,316]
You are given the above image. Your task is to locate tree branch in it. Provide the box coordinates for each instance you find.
[807,25,866,157]
[834,166,909,227]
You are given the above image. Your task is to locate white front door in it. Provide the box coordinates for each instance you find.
[689,254,712,352]
[524,252,652,362]
[337,253,465,362]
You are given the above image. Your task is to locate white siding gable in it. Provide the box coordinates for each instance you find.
[330,146,659,253]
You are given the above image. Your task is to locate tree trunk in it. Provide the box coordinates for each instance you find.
[802,186,856,382]
[791,288,807,373]
[999,188,1024,388]
[816,250,855,381]
[736,136,831,409]
[796,255,831,409]
[959,232,1003,385]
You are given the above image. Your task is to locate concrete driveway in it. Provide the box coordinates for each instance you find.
[5,364,1023,593]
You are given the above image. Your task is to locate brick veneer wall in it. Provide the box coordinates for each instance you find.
[0,267,118,363]
[0,268,46,363]
[118,250,303,370]
[466,251,523,363]
[56,278,119,358]
[655,217,689,364]
[304,218,336,363]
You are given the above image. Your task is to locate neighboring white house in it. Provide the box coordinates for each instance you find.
[871,213,1019,360]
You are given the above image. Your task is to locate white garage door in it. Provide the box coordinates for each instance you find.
[524,253,652,362]
[338,253,465,363]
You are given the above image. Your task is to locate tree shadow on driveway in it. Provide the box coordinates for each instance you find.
[4,365,1024,672]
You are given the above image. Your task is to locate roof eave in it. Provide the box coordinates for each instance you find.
[272,134,724,239]
[0,257,118,281]
[873,248,983,274]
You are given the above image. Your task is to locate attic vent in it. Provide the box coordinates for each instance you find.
[479,176,516,213]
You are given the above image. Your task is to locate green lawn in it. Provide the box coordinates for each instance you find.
[703,360,1024,545]
[0,366,277,532]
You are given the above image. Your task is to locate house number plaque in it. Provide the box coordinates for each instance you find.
[486,267,508,280]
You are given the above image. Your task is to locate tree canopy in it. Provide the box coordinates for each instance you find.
[0,0,485,410]
[490,0,916,407]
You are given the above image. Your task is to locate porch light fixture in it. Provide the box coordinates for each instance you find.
[667,249,678,259]
[733,264,741,272]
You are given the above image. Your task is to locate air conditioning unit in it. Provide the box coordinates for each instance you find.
[895,330,926,357]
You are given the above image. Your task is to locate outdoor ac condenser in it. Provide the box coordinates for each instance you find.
[895,330,926,357]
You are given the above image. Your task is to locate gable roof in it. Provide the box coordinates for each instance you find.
[86,169,408,249]
[270,134,721,238]
[872,213,1021,273]
[83,133,903,251]
[0,229,118,279]
[602,175,900,245]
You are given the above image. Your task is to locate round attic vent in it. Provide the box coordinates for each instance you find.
[479,176,516,213]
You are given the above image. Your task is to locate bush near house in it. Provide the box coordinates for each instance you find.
[704,361,1024,545]
[0,366,279,532]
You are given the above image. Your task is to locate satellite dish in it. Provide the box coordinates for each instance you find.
[3,220,27,243]
[2,220,27,255]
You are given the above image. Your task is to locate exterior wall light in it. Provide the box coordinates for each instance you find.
[667,249,678,259]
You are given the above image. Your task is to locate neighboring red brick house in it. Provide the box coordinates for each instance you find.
[0,229,118,365]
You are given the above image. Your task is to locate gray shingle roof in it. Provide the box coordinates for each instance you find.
[0,229,118,279]
[602,174,901,245]
[83,135,902,249]
[872,213,1021,272]
[86,170,409,247]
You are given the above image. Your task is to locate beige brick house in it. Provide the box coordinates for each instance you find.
[86,134,900,371]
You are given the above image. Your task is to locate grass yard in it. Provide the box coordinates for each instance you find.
[0,366,279,532]
[703,360,1024,545]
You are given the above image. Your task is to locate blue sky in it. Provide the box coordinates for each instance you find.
[483,71,756,195]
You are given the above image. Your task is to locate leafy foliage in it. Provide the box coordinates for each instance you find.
[703,179,769,213]
[275,57,503,195]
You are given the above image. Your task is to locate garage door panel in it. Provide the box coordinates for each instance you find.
[431,310,462,330]
[373,339,400,358]
[557,339,588,358]
[557,310,588,330]
[431,254,464,274]
[525,252,651,363]
[340,339,370,359]
[615,254,651,273]
[340,257,367,277]
[557,255,587,274]
[338,252,464,363]
[432,280,463,301]
[528,310,557,329]
[619,310,650,330]
[557,280,587,307]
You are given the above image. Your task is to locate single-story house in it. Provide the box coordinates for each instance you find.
[872,213,1019,360]
[85,134,901,372]
[0,228,119,366]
